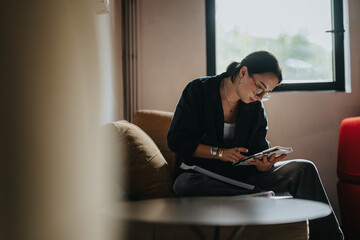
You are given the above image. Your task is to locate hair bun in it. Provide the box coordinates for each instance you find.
[225,61,240,76]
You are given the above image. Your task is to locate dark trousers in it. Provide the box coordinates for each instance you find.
[173,159,344,240]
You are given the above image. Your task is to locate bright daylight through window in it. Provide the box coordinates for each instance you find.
[206,0,345,91]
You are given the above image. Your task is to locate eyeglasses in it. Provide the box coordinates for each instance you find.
[252,77,270,101]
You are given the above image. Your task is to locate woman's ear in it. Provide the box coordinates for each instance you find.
[238,66,247,84]
[239,66,247,78]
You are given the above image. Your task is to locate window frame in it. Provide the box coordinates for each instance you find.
[205,0,345,92]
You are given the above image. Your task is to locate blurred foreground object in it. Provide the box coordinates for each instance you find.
[1,1,121,240]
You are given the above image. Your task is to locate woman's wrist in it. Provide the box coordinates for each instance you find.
[210,146,226,160]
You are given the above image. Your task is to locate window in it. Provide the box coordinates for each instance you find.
[206,0,345,91]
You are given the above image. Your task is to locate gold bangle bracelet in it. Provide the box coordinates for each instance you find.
[218,148,224,158]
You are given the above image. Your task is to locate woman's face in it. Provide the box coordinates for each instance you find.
[235,66,279,104]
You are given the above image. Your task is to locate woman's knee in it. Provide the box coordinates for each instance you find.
[295,159,318,169]
[275,159,319,178]
[283,159,317,169]
[287,159,320,178]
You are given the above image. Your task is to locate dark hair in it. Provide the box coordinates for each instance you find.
[226,50,283,84]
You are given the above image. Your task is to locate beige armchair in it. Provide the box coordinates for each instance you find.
[104,109,308,240]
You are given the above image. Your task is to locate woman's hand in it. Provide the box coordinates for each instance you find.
[248,154,287,172]
[217,147,249,163]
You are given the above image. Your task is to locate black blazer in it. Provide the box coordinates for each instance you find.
[167,73,270,181]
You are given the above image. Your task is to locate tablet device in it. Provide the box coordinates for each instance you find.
[233,146,293,166]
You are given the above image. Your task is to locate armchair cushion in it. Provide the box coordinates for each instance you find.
[134,110,175,174]
[104,120,174,200]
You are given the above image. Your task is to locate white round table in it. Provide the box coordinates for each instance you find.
[105,197,331,239]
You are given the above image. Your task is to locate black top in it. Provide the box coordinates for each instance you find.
[167,73,270,181]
